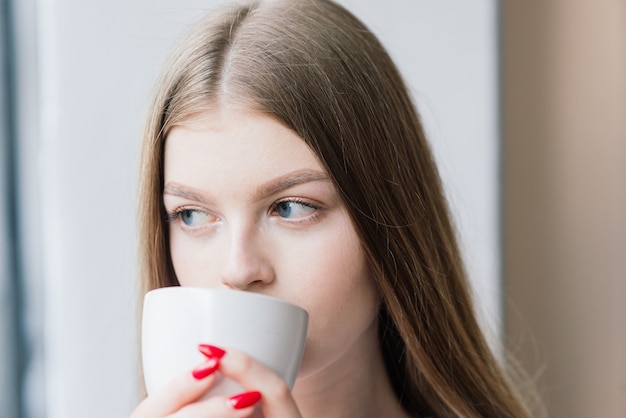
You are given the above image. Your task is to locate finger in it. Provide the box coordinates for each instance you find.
[131,358,219,418]
[218,349,302,418]
[165,392,260,418]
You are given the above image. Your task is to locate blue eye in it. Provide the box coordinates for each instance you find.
[180,209,211,226]
[275,201,316,219]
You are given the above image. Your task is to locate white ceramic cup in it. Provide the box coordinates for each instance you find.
[142,287,309,397]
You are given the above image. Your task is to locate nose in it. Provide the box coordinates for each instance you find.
[219,223,275,290]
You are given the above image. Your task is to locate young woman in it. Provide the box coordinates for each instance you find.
[132,0,534,417]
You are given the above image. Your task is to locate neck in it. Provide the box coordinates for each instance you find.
[291,323,409,418]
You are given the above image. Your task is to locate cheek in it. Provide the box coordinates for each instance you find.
[168,229,220,287]
[283,223,379,374]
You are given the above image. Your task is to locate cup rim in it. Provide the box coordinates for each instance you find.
[145,286,309,315]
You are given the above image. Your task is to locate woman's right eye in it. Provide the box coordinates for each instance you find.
[170,209,216,229]
[182,209,206,226]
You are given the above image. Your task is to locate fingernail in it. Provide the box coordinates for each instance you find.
[191,358,219,380]
[198,344,226,359]
[229,391,262,409]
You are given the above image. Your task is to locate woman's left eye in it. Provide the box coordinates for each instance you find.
[273,200,318,220]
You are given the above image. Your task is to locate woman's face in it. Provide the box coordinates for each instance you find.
[163,108,379,379]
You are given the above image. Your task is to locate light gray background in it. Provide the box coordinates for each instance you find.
[7,1,499,416]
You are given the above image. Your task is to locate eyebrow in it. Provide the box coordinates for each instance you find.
[255,170,331,199]
[162,183,212,203]
[163,169,331,203]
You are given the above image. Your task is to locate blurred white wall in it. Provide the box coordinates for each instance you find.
[10,1,499,416]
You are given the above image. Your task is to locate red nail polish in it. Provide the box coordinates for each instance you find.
[191,358,219,380]
[198,344,226,359]
[229,391,262,409]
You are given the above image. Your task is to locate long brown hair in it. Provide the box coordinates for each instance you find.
[139,1,533,416]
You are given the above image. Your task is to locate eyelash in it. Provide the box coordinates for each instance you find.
[165,206,214,228]
[270,198,323,223]
[165,207,187,223]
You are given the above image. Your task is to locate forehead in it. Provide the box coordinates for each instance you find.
[163,109,325,190]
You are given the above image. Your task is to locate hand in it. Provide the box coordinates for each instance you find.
[130,345,302,418]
